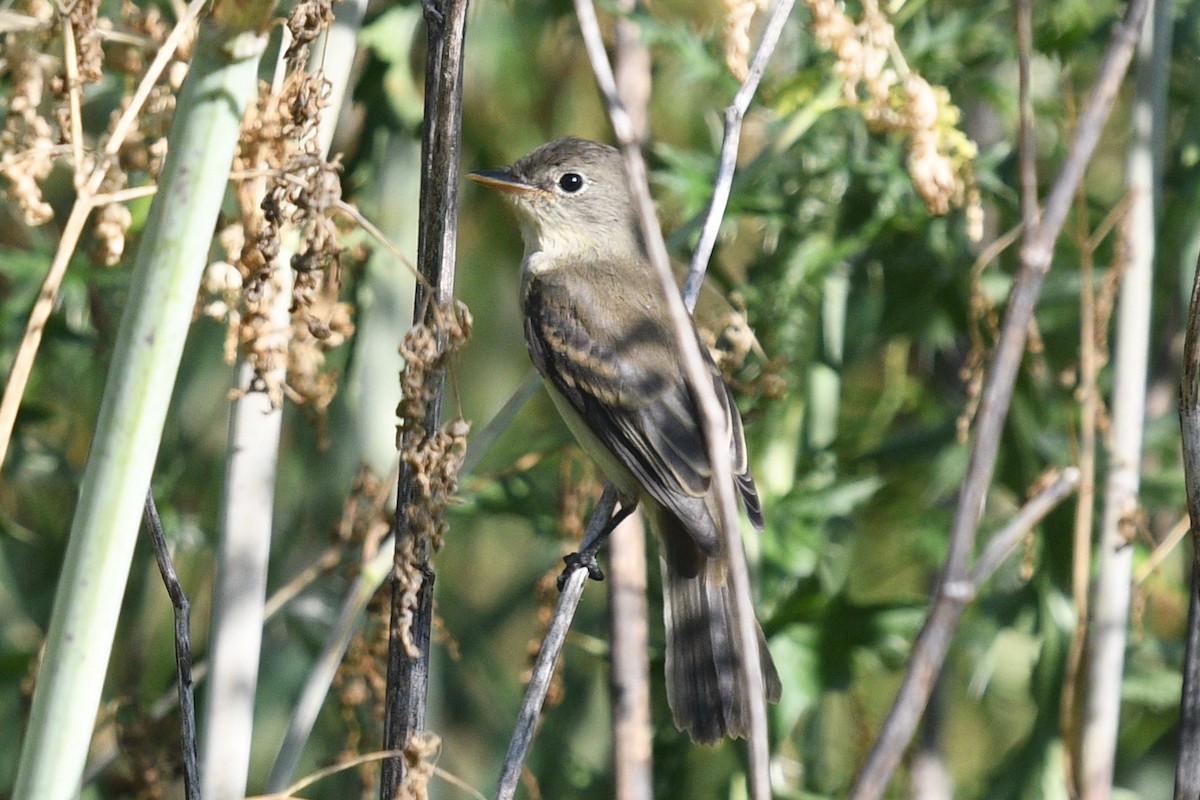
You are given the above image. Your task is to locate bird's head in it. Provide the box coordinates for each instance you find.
[469,137,644,265]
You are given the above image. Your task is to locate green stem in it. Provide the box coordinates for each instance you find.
[12,15,270,800]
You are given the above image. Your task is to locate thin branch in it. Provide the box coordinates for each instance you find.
[1134,515,1189,585]
[573,2,779,798]
[143,493,199,800]
[332,198,426,286]
[495,489,621,800]
[59,11,86,188]
[970,468,1083,586]
[850,0,1152,795]
[379,0,470,793]
[87,521,359,785]
[969,222,1023,280]
[0,10,52,31]
[257,749,486,800]
[851,470,1080,800]
[102,0,210,162]
[683,0,796,304]
[91,185,160,204]
[0,198,94,470]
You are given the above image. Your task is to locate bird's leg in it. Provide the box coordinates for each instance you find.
[557,500,638,590]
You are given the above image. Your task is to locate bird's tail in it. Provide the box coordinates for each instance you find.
[659,520,781,744]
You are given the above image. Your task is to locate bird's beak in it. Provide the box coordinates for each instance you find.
[468,170,545,197]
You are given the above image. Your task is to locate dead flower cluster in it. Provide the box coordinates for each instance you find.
[396,731,441,800]
[805,0,982,236]
[722,0,765,81]
[1,0,57,226]
[1,0,184,263]
[205,0,353,415]
[392,300,473,657]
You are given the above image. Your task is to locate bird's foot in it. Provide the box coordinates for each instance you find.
[558,550,605,590]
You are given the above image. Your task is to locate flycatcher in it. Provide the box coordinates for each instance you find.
[470,137,781,743]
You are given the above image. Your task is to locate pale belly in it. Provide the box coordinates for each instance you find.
[541,376,641,504]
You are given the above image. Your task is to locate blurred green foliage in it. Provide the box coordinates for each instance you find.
[1,0,1197,797]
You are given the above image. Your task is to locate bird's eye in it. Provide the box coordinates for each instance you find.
[558,172,585,193]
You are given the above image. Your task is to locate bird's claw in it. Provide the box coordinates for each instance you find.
[558,550,605,590]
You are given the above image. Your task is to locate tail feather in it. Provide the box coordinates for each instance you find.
[660,526,781,743]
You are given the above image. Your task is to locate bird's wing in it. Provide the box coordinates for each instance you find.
[524,269,759,554]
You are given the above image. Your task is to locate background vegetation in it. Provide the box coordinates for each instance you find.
[0,0,1193,797]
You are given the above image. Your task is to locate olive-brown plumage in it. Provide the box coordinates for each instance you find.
[471,137,780,743]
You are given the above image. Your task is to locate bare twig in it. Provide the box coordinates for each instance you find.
[683,0,797,304]
[852,470,1080,800]
[332,198,425,285]
[495,489,621,800]
[84,534,342,785]
[143,493,199,800]
[573,2,781,798]
[59,12,86,187]
[379,0,470,794]
[255,748,487,800]
[1134,515,1189,585]
[849,0,1152,795]
[90,185,160,204]
[970,469,1082,586]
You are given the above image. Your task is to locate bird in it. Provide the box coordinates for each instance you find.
[469,136,781,744]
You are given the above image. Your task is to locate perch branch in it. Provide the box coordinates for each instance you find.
[494,489,621,800]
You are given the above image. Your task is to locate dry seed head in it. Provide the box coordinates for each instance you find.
[0,149,55,226]
[396,732,441,800]
[723,0,762,81]
[284,0,335,71]
[66,0,105,84]
[392,301,473,656]
[1,3,57,227]
[93,202,133,266]
[804,0,980,228]
[229,49,347,414]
